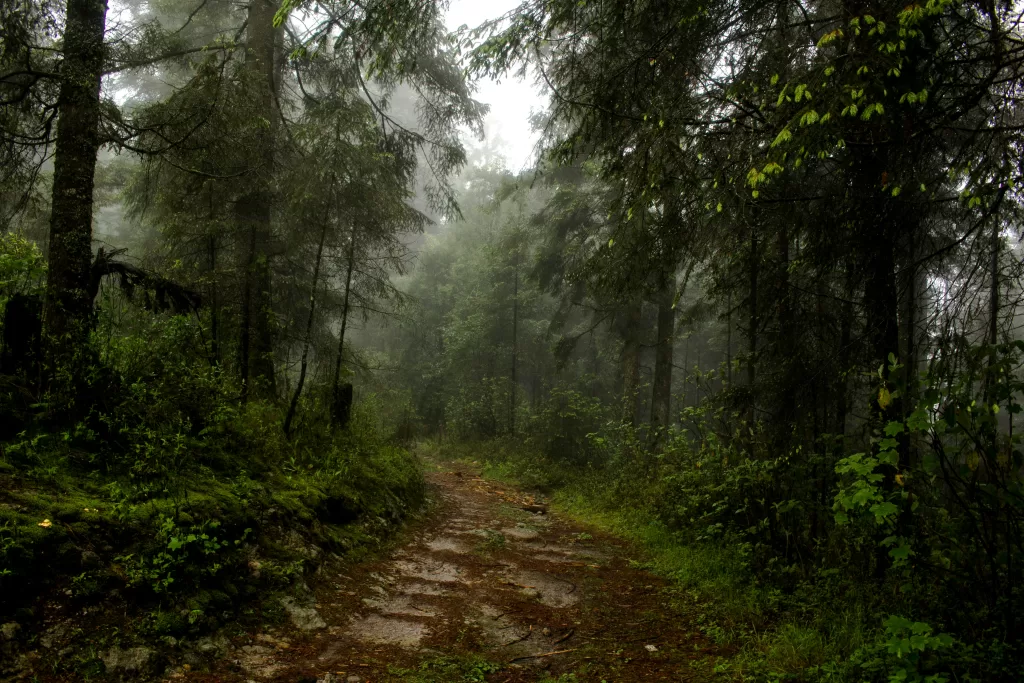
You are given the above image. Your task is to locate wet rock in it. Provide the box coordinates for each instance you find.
[315,674,341,683]
[195,636,228,655]
[348,614,426,646]
[180,651,204,669]
[362,593,437,617]
[502,527,541,542]
[280,596,327,631]
[101,646,154,675]
[393,558,463,583]
[509,570,580,607]
[425,537,468,553]
[39,621,70,649]
[399,580,449,596]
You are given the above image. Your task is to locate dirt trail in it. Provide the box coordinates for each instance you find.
[184,460,722,682]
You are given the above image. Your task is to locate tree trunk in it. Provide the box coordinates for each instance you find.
[726,289,732,387]
[208,235,220,365]
[621,301,642,424]
[510,254,519,436]
[988,219,1000,348]
[651,270,675,431]
[748,222,759,421]
[43,0,108,375]
[331,220,358,428]
[284,218,329,438]
[239,0,280,400]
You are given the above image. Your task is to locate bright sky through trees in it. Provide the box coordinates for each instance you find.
[446,0,543,171]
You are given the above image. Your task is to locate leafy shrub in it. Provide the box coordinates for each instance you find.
[115,515,251,594]
[525,385,607,466]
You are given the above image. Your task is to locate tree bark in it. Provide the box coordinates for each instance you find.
[510,252,519,435]
[331,220,358,428]
[284,217,329,438]
[621,300,643,424]
[988,219,1000,348]
[43,0,108,373]
[239,0,280,400]
[651,270,675,431]
[208,234,220,365]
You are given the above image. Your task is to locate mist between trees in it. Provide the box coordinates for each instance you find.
[2,0,1024,681]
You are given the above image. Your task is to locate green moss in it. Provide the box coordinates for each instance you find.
[387,654,501,682]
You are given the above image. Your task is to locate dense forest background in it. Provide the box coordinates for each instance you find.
[2,0,1024,681]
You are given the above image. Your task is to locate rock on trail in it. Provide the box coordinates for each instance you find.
[175,461,723,682]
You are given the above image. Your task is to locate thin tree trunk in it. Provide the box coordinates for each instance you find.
[748,223,759,399]
[43,0,109,375]
[989,219,1000,348]
[284,218,329,438]
[510,254,519,436]
[239,227,254,402]
[651,270,675,430]
[208,235,220,365]
[331,220,358,427]
[621,301,643,424]
[726,290,732,387]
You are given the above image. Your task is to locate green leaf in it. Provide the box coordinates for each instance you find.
[889,543,912,561]
[871,501,899,521]
[883,421,905,436]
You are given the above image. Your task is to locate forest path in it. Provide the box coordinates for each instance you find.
[189,458,723,682]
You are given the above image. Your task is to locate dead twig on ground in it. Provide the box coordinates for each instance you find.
[553,628,575,645]
[508,648,577,663]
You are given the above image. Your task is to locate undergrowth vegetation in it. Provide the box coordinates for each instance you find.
[422,352,1024,682]
[0,237,424,678]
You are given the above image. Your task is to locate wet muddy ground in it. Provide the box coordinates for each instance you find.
[177,460,726,682]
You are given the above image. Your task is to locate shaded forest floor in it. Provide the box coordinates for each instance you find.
[182,455,730,683]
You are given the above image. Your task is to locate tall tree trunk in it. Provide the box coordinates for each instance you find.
[43,0,108,375]
[621,301,642,424]
[331,220,358,428]
[510,254,519,435]
[988,219,1000,348]
[208,235,220,365]
[239,0,280,400]
[726,289,732,387]
[863,219,900,418]
[777,223,795,428]
[651,270,675,431]
[239,227,254,401]
[748,223,759,393]
[284,218,329,438]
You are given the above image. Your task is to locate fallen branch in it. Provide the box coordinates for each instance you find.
[508,648,576,663]
[552,628,575,645]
